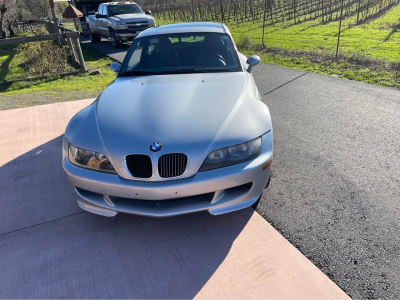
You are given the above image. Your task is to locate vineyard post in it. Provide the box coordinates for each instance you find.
[269,0,273,24]
[198,2,202,19]
[356,0,361,23]
[335,0,344,58]
[262,0,267,47]
[189,0,196,21]
[366,0,371,17]
[293,0,297,24]
[220,0,225,23]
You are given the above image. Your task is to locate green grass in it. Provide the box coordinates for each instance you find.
[241,47,400,87]
[156,3,400,88]
[0,44,116,95]
[0,45,26,82]
[61,22,77,30]
[231,6,400,62]
[160,3,400,62]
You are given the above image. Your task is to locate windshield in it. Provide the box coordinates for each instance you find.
[119,32,242,76]
[108,4,143,17]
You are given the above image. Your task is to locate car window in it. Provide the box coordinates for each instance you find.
[83,4,95,15]
[98,5,104,16]
[126,40,144,69]
[108,4,143,17]
[120,32,242,75]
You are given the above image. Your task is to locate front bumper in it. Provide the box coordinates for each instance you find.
[63,136,273,218]
[114,26,154,41]
[115,33,136,42]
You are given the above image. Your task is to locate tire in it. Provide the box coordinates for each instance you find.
[264,173,271,189]
[110,30,120,48]
[83,29,89,36]
[251,196,262,210]
[251,174,271,210]
[89,28,101,43]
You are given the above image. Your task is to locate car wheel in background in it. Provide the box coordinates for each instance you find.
[89,28,101,43]
[110,30,120,48]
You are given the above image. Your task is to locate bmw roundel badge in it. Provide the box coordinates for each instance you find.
[150,142,162,152]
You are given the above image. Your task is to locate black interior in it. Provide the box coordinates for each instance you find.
[124,33,240,72]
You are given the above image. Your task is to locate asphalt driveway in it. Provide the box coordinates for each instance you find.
[82,38,400,298]
[254,65,400,299]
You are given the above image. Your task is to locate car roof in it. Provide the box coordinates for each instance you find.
[140,22,229,38]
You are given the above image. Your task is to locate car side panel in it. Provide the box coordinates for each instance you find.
[86,15,97,33]
[102,5,112,37]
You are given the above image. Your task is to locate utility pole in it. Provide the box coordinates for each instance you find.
[335,0,344,58]
[189,0,195,22]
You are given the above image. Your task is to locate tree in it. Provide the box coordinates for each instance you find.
[0,0,21,38]
[3,2,18,37]
[21,0,50,20]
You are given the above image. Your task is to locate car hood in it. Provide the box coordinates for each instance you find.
[110,14,154,23]
[93,72,271,180]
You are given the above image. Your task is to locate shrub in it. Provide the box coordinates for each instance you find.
[17,41,73,77]
[237,36,255,50]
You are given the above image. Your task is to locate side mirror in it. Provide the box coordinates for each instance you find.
[95,14,105,19]
[246,55,261,73]
[110,62,121,74]
[145,10,152,15]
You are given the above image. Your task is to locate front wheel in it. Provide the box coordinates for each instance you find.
[251,174,271,210]
[110,30,120,48]
[89,28,101,43]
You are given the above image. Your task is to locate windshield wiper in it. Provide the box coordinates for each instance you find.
[119,70,154,77]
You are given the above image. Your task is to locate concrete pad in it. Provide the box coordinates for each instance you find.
[0,100,94,234]
[0,209,348,299]
[0,100,349,299]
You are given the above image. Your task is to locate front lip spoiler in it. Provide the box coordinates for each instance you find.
[74,182,257,218]
[78,201,117,217]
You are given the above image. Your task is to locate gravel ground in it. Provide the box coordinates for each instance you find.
[254,65,400,299]
[0,90,101,111]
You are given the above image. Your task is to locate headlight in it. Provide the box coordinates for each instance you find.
[149,19,156,27]
[199,137,261,172]
[116,21,127,29]
[68,144,117,174]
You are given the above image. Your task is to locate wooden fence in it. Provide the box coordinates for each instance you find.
[0,25,88,83]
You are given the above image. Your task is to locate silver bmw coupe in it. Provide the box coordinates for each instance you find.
[62,22,273,217]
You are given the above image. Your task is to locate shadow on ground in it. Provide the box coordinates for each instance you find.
[0,136,253,298]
